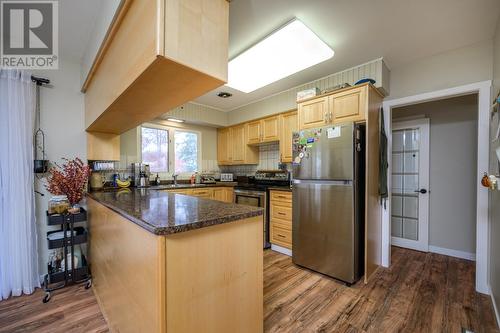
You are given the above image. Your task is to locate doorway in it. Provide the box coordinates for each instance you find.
[382,80,491,294]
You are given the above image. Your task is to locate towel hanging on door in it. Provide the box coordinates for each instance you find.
[379,107,388,208]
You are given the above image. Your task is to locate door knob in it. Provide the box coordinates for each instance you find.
[414,188,427,194]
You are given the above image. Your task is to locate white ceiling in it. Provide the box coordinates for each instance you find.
[58,0,101,63]
[195,0,500,111]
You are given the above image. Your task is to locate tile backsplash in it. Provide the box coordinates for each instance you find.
[220,143,291,176]
[258,143,280,170]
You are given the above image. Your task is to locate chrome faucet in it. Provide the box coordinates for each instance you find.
[172,174,178,186]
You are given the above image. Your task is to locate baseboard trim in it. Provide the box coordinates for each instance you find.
[428,245,476,261]
[489,286,500,328]
[270,244,292,257]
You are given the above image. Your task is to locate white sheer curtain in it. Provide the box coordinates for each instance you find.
[0,70,39,300]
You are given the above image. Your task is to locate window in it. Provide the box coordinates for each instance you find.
[141,127,168,172]
[174,131,199,173]
[140,126,200,174]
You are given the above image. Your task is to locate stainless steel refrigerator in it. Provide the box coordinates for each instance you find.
[292,122,365,284]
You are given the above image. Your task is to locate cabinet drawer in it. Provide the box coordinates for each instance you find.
[162,189,192,195]
[271,225,292,249]
[192,189,213,197]
[270,191,292,203]
[271,203,292,221]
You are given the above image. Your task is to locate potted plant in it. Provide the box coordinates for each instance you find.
[46,158,91,214]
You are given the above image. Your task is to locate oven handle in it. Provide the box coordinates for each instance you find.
[234,189,267,198]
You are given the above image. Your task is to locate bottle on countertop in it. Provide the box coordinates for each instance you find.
[190,174,195,184]
[155,174,161,186]
[195,172,201,184]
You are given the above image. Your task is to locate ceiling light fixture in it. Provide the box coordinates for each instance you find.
[226,19,334,93]
[167,118,185,123]
[217,91,233,98]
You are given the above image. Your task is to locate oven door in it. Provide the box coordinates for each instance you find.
[234,189,269,248]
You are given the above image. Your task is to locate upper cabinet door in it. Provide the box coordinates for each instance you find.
[261,116,280,143]
[217,128,232,165]
[330,86,367,123]
[246,121,262,145]
[298,96,329,130]
[231,125,247,164]
[280,111,298,162]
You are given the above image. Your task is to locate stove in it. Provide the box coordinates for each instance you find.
[234,170,290,248]
[234,170,290,191]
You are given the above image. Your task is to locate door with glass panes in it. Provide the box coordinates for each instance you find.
[391,119,430,252]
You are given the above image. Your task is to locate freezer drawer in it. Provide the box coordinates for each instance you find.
[292,180,358,283]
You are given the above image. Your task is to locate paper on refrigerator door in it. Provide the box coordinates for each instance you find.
[327,126,341,139]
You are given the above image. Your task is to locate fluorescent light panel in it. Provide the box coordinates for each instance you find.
[167,118,185,123]
[227,19,334,93]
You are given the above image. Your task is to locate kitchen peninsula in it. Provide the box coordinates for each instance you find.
[87,188,263,333]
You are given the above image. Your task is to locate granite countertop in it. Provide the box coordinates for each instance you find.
[149,182,237,190]
[87,188,263,235]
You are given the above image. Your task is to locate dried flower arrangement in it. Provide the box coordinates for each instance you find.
[46,158,91,205]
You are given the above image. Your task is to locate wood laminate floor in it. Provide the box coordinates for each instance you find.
[264,246,499,333]
[0,247,498,333]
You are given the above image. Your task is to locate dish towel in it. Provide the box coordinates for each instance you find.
[379,107,388,208]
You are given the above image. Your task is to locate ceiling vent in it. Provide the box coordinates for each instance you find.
[217,91,232,98]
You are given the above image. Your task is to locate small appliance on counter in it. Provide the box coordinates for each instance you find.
[132,163,151,187]
[200,174,216,184]
[220,173,234,182]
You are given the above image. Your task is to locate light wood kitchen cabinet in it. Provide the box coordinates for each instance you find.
[84,0,229,135]
[330,85,367,123]
[164,189,193,195]
[279,111,298,162]
[232,124,247,164]
[246,115,280,145]
[213,187,234,203]
[298,96,329,130]
[269,190,293,250]
[297,84,375,130]
[261,116,280,142]
[232,124,259,165]
[87,132,120,161]
[163,187,234,203]
[246,121,262,144]
[191,188,214,199]
[217,128,232,165]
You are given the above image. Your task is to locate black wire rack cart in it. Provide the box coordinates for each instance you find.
[42,208,92,303]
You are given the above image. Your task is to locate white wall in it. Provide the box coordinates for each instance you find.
[388,39,493,100]
[32,59,86,274]
[393,95,478,255]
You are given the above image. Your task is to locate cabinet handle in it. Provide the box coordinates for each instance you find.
[277,234,286,238]
[278,212,286,216]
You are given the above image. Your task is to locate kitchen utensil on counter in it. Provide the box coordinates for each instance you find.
[201,174,216,184]
[90,172,106,190]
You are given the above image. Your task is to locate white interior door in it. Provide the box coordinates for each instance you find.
[391,119,430,252]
